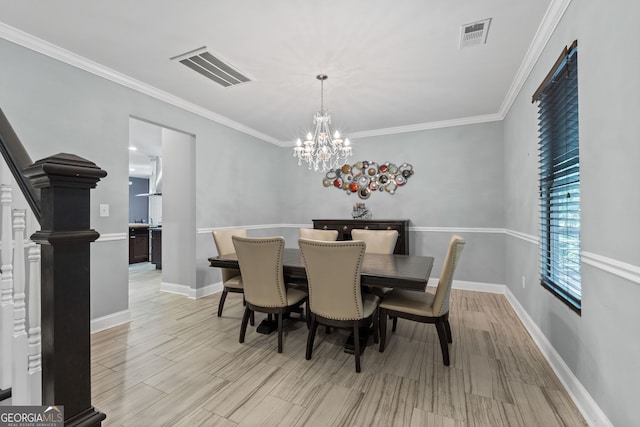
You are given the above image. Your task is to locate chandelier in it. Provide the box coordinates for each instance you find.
[293,74,352,172]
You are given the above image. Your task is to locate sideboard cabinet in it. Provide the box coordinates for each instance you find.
[312,219,410,255]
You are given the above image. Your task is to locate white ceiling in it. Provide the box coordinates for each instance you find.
[1,0,555,162]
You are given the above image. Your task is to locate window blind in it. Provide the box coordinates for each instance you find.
[535,41,581,313]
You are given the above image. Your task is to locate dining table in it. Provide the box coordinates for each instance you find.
[208,248,435,352]
[209,248,434,292]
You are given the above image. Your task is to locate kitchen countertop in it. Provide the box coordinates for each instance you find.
[128,223,150,229]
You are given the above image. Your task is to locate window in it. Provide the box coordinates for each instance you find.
[533,40,581,313]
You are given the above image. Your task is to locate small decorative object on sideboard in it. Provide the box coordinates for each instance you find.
[351,202,372,220]
[322,161,413,199]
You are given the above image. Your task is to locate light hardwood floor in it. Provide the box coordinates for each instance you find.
[91,263,587,426]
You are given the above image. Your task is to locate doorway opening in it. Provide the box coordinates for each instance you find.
[128,117,196,295]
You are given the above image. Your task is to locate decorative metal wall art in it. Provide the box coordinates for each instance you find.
[322,161,414,199]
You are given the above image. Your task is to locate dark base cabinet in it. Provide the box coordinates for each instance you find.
[129,226,149,264]
[151,227,162,269]
[312,219,409,255]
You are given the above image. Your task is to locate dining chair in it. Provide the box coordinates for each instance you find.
[289,228,341,292]
[351,228,399,298]
[378,235,465,366]
[299,238,380,373]
[212,228,253,325]
[299,228,339,241]
[232,236,308,353]
[350,229,399,254]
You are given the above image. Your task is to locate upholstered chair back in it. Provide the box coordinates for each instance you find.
[432,235,466,317]
[299,228,339,241]
[232,236,287,308]
[299,239,366,320]
[212,228,247,282]
[350,229,399,254]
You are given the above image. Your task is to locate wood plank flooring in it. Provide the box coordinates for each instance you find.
[91,263,587,426]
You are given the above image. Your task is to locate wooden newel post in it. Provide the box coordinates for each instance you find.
[23,153,107,426]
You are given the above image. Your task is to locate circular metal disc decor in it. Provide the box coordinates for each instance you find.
[324,161,413,199]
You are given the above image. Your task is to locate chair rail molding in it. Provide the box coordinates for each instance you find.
[582,251,640,286]
[197,224,285,234]
[410,226,504,234]
[95,232,127,242]
[505,229,539,245]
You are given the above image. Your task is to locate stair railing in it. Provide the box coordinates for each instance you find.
[0,108,107,426]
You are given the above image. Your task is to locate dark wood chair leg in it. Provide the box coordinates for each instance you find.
[306,316,318,360]
[250,310,255,327]
[353,321,361,373]
[444,317,452,343]
[372,311,379,344]
[239,306,252,343]
[379,309,388,352]
[435,320,450,366]
[392,316,398,332]
[277,313,284,353]
[217,289,228,317]
[305,303,311,329]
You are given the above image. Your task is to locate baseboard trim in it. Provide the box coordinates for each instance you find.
[452,279,506,294]
[90,309,130,334]
[427,278,507,295]
[504,287,612,427]
[160,281,223,299]
[193,282,223,299]
[160,281,190,297]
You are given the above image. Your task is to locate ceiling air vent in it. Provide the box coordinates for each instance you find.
[460,18,492,48]
[171,47,251,87]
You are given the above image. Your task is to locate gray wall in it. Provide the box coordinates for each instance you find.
[503,1,640,425]
[3,2,639,422]
[162,128,195,289]
[279,121,506,285]
[0,36,283,318]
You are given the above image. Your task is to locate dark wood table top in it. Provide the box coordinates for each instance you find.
[209,248,434,292]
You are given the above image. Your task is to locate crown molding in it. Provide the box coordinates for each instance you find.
[1,1,570,147]
[346,114,504,140]
[498,0,573,117]
[280,0,572,145]
[0,22,281,146]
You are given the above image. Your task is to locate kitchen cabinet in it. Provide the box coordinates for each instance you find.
[312,219,410,255]
[129,225,149,263]
[151,227,162,270]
